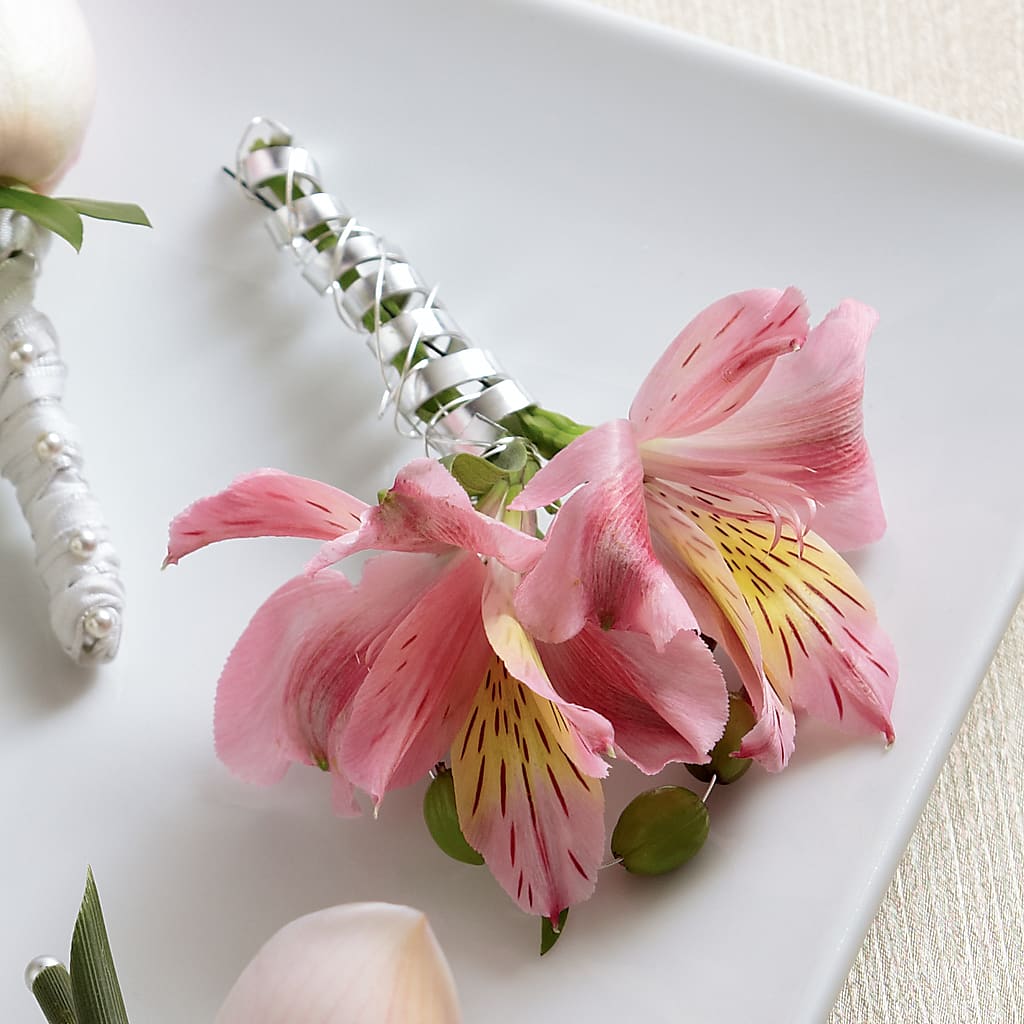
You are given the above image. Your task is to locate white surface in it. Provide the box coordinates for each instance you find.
[2,0,1023,1020]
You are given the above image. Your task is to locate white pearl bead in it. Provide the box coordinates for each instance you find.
[7,341,35,370]
[24,956,62,991]
[83,606,116,639]
[34,432,65,459]
[68,529,98,559]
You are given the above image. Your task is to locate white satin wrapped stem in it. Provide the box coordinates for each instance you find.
[0,211,123,664]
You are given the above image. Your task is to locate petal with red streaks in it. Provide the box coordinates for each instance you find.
[537,623,729,774]
[452,656,606,920]
[660,299,885,550]
[167,469,368,565]
[308,459,543,575]
[214,571,364,812]
[339,553,493,803]
[630,288,808,441]
[512,421,697,648]
[645,490,796,771]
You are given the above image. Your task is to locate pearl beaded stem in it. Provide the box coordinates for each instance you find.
[0,209,124,664]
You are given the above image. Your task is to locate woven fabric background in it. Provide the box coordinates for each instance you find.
[585,2,1024,1019]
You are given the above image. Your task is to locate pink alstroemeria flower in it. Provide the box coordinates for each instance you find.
[511,288,898,771]
[168,459,727,921]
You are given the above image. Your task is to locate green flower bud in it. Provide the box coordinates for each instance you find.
[423,765,484,866]
[611,786,709,875]
[686,693,757,785]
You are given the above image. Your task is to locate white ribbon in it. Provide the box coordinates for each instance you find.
[0,210,123,664]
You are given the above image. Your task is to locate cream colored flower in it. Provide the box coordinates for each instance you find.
[0,0,96,190]
[216,903,462,1024]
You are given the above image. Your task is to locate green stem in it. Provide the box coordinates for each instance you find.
[29,962,78,1024]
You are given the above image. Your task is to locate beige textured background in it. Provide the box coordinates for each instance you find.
[585,2,1024,1020]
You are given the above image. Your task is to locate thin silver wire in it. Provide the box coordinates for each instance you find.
[231,117,534,456]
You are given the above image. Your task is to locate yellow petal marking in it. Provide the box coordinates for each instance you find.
[451,655,603,915]
[685,508,886,716]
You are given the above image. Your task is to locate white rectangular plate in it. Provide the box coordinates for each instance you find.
[3,1,1023,1020]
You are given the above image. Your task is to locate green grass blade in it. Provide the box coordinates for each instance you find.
[58,199,151,228]
[69,869,130,1024]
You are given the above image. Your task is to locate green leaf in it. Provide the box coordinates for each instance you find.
[444,453,509,496]
[59,198,151,229]
[69,868,130,1024]
[0,187,83,251]
[540,908,569,956]
[491,438,529,476]
[423,766,485,865]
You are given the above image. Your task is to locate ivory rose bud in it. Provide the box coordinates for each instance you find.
[216,903,462,1024]
[0,0,96,190]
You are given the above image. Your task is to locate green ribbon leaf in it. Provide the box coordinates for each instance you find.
[540,908,569,956]
[0,187,83,251]
[58,199,151,229]
[69,868,130,1024]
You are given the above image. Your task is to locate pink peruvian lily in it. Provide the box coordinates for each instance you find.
[167,459,727,921]
[512,288,898,772]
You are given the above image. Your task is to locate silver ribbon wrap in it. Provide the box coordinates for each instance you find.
[0,210,124,664]
[233,118,534,454]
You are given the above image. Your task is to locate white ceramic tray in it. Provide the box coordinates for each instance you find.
[3,1,1023,1020]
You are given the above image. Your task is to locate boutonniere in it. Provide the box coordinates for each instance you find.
[167,119,896,949]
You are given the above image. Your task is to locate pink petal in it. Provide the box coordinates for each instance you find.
[709,518,897,743]
[645,492,796,771]
[482,562,614,775]
[630,288,809,441]
[339,553,494,803]
[307,459,543,575]
[512,421,697,649]
[451,655,606,920]
[537,624,729,774]
[651,492,896,760]
[661,299,885,550]
[638,449,819,542]
[166,469,367,565]
[214,572,364,802]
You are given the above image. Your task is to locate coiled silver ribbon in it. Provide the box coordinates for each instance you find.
[0,210,124,664]
[233,118,534,455]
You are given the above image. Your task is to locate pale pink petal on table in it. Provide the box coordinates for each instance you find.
[308,458,543,574]
[630,287,809,441]
[166,468,367,564]
[215,903,462,1024]
[512,421,697,649]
